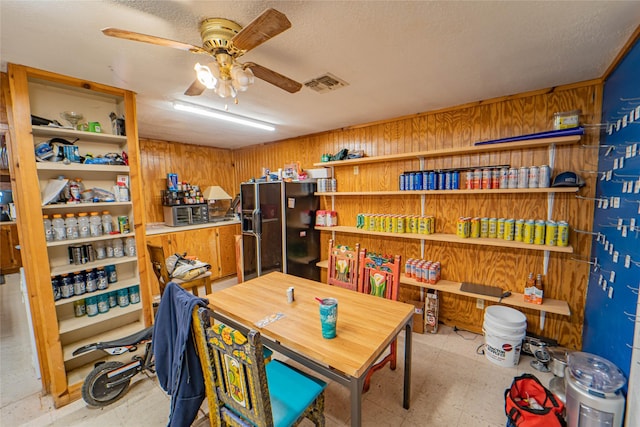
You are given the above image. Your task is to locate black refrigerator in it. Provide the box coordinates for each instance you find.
[240,181,320,282]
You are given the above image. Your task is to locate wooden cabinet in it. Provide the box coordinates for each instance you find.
[5,64,149,407]
[146,222,240,294]
[314,134,581,322]
[0,223,22,274]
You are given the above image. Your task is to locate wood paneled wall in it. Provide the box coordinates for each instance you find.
[231,81,603,350]
[139,138,238,224]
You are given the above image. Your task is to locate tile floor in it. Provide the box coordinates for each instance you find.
[0,272,556,426]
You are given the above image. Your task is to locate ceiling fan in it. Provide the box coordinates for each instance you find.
[102,8,302,99]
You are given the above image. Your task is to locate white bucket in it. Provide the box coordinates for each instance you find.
[483,306,527,367]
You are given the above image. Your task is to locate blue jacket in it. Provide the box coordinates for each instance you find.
[153,282,209,427]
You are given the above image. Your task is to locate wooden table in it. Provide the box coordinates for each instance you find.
[205,272,414,427]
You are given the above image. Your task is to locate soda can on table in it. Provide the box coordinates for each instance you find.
[491,169,500,189]
[473,169,483,189]
[539,165,551,188]
[504,219,515,241]
[534,220,546,244]
[518,167,530,188]
[545,220,558,246]
[523,220,535,244]
[118,216,130,234]
[465,171,474,189]
[451,171,460,190]
[508,168,519,189]
[488,218,498,238]
[480,217,489,238]
[514,219,525,242]
[529,166,540,188]
[557,221,570,246]
[497,218,505,239]
[470,217,481,238]
[499,167,509,189]
[482,169,491,189]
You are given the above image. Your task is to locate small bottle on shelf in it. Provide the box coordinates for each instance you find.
[52,213,66,241]
[89,211,103,237]
[523,272,535,303]
[124,237,136,257]
[102,211,113,234]
[112,238,124,258]
[535,274,544,304]
[65,213,79,240]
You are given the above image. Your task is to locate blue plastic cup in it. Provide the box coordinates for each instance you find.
[319,298,338,339]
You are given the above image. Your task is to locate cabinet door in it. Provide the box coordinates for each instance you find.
[0,224,22,273]
[218,223,240,278]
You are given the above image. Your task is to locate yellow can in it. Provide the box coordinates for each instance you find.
[534,220,546,245]
[497,218,505,239]
[407,216,417,234]
[523,220,535,244]
[385,215,394,233]
[396,216,405,234]
[557,221,569,246]
[367,214,375,231]
[418,216,428,234]
[426,216,435,234]
[470,217,480,238]
[545,220,557,246]
[488,218,497,238]
[504,219,515,241]
[457,217,468,238]
[515,219,525,242]
[480,217,489,238]
[391,215,398,233]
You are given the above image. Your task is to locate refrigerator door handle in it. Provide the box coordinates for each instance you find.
[253,209,262,236]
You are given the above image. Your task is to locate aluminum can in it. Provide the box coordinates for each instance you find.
[488,218,497,238]
[374,215,382,232]
[534,220,546,244]
[473,169,482,189]
[418,216,428,234]
[451,171,460,190]
[457,217,469,238]
[539,165,551,188]
[529,166,540,188]
[85,244,94,262]
[409,173,415,190]
[514,219,525,242]
[523,220,535,244]
[385,215,393,233]
[428,263,439,284]
[557,221,569,246]
[545,220,558,246]
[368,214,376,231]
[499,167,509,189]
[426,216,435,234]
[465,171,474,189]
[399,174,406,191]
[416,172,424,190]
[497,218,505,239]
[396,216,405,233]
[428,171,436,190]
[518,167,529,188]
[70,245,83,265]
[504,219,515,241]
[480,217,489,238]
[118,216,130,234]
[470,217,481,238]
[437,172,445,190]
[491,169,500,189]
[407,216,417,234]
[405,258,414,277]
[443,171,451,190]
[508,168,519,189]
[482,169,491,189]
[422,172,429,190]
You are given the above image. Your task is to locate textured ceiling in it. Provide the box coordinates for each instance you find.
[1,1,639,149]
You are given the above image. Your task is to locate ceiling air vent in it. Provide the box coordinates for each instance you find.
[304,73,349,94]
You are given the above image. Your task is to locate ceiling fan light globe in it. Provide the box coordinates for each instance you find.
[194,63,217,89]
[216,80,237,98]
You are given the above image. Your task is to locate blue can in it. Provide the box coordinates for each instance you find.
[444,171,452,190]
[408,173,415,190]
[437,172,445,190]
[422,172,429,190]
[399,174,406,191]
[414,172,422,190]
[427,172,436,190]
[451,171,460,190]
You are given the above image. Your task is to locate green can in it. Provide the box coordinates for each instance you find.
[514,219,525,242]
[534,220,546,245]
[504,219,515,241]
[545,220,558,246]
[557,221,569,246]
[523,220,535,244]
[480,217,489,238]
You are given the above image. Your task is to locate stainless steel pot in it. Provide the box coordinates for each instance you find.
[548,347,568,377]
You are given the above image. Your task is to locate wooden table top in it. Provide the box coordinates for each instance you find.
[206,272,414,378]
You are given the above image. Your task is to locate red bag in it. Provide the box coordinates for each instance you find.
[505,373,566,427]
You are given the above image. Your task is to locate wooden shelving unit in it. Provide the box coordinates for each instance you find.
[316,187,580,196]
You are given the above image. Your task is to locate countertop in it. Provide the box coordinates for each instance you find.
[145,219,240,236]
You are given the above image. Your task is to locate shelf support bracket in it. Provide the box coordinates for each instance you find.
[540,310,546,330]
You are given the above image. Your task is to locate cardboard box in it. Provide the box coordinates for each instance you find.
[408,300,425,334]
[425,290,439,334]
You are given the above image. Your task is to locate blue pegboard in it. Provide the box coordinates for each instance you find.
[582,37,640,393]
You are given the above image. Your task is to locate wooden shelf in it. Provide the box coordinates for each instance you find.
[62,320,145,362]
[50,255,137,276]
[316,260,570,316]
[316,187,580,196]
[55,277,139,306]
[36,162,130,173]
[47,232,136,247]
[32,125,127,146]
[315,225,574,253]
[59,302,141,335]
[42,201,132,211]
[313,135,580,167]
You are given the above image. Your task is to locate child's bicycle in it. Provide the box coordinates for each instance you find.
[72,326,154,406]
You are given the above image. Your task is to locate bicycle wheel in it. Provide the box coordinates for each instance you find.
[81,361,131,407]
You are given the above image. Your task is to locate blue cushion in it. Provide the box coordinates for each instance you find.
[265,360,327,427]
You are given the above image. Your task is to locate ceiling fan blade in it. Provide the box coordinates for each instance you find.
[231,8,291,52]
[184,79,206,96]
[102,27,209,55]
[245,63,302,93]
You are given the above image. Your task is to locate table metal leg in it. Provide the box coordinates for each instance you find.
[403,321,412,409]
[350,375,363,427]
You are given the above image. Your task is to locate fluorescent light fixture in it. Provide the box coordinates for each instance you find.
[173,102,275,131]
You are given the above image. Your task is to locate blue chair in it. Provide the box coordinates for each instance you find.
[192,307,327,427]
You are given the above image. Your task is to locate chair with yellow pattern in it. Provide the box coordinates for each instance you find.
[357,250,402,392]
[192,307,327,427]
[326,239,360,291]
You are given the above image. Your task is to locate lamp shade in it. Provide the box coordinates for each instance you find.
[203,186,232,200]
